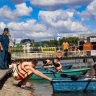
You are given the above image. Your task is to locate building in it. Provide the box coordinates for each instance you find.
[79,33,96,42]
[20,39,34,44]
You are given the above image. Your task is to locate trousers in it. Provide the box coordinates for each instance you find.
[0,50,8,69]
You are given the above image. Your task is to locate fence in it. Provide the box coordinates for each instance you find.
[10,48,94,60]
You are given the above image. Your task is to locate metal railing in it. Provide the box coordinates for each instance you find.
[10,49,93,60]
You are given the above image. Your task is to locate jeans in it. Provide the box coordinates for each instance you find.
[0,50,8,69]
[64,49,68,57]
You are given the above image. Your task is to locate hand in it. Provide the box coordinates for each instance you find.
[49,78,52,81]
[8,48,11,53]
[1,47,3,51]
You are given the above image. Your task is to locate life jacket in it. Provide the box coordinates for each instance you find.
[53,60,62,71]
[16,64,28,79]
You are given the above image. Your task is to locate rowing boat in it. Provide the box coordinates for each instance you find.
[51,76,96,92]
[30,67,90,80]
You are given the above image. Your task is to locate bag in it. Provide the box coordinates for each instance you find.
[12,64,18,78]
[12,71,18,78]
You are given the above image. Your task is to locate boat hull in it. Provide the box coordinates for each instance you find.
[51,78,96,92]
[30,68,90,80]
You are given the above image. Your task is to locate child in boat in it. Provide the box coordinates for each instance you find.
[53,58,62,72]
[93,56,96,76]
[10,59,52,88]
[42,59,62,72]
[42,59,53,67]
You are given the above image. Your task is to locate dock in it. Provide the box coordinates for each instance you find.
[11,51,94,61]
[0,69,12,90]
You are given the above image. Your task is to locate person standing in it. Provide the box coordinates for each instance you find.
[62,40,69,57]
[78,39,85,56]
[0,28,10,69]
[93,56,96,76]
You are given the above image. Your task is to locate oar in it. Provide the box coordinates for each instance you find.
[82,75,96,92]
[70,75,95,81]
[70,75,95,92]
[60,74,68,78]
[47,68,56,78]
[83,79,91,92]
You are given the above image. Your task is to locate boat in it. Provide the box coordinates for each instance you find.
[51,76,96,92]
[36,64,73,71]
[30,67,90,80]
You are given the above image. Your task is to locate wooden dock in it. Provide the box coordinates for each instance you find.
[0,69,12,80]
[14,56,93,62]
[0,69,12,90]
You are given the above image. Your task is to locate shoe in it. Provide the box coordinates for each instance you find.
[21,86,33,90]
[13,83,21,87]
[17,83,22,87]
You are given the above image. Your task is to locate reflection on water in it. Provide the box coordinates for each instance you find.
[53,92,96,96]
[29,80,53,96]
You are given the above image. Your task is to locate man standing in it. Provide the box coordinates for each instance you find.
[62,40,69,57]
[78,39,85,56]
[0,28,10,69]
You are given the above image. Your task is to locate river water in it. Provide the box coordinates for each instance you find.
[29,58,96,96]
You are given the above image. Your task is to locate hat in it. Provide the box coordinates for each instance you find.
[4,28,9,32]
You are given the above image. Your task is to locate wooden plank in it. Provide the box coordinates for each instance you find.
[14,56,93,61]
[0,69,12,80]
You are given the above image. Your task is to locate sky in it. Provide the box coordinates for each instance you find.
[0,0,96,43]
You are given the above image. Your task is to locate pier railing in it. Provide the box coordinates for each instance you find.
[10,49,94,60]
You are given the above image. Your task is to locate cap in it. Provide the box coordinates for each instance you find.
[4,28,9,32]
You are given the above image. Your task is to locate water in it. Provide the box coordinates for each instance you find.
[29,80,52,96]
[29,79,96,96]
[29,58,96,96]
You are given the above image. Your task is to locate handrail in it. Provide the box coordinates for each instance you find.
[10,50,95,60]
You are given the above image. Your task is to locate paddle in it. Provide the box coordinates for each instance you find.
[83,75,96,92]
[70,75,96,92]
[47,68,56,78]
[60,74,68,78]
[84,79,91,92]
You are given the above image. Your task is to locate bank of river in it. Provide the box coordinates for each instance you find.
[0,77,33,96]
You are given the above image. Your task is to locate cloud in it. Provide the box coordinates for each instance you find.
[38,9,87,33]
[30,0,93,10]
[0,9,87,43]
[0,22,6,33]
[0,3,32,21]
[79,0,96,21]
[11,0,25,4]
[0,0,89,43]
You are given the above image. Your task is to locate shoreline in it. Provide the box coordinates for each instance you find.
[0,77,34,96]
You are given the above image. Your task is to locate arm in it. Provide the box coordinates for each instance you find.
[43,65,54,68]
[0,35,3,50]
[0,42,2,48]
[0,42,3,50]
[31,67,52,81]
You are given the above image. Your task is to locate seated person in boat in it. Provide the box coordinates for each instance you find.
[10,59,52,88]
[42,59,53,68]
[93,56,96,76]
[53,58,62,72]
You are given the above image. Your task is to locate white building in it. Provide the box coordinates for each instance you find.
[22,43,31,53]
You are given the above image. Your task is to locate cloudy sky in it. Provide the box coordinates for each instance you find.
[0,0,96,43]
